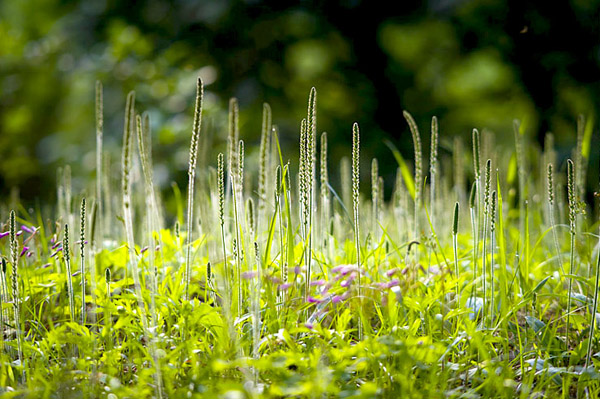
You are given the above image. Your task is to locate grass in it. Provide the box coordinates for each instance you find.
[0,79,599,398]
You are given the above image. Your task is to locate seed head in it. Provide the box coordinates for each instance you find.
[217,153,225,226]
[490,191,497,232]
[484,159,492,215]
[64,224,71,263]
[352,122,360,211]
[567,159,576,234]
[430,116,438,174]
[469,182,477,209]
[547,163,554,206]
[472,129,481,179]
[452,202,459,235]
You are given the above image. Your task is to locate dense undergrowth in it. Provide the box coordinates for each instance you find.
[0,78,599,398]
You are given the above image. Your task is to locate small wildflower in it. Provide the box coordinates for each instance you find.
[50,248,63,258]
[241,271,257,279]
[307,296,323,304]
[268,275,282,285]
[279,283,292,291]
[385,268,399,277]
[310,279,326,286]
[332,264,359,276]
[386,279,400,289]
[21,225,35,234]
[20,246,29,257]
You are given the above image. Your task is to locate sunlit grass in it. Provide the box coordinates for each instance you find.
[0,79,599,398]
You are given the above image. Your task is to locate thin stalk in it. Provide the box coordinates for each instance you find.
[547,163,565,276]
[371,158,379,243]
[64,223,76,323]
[275,165,285,305]
[482,159,491,326]
[403,111,422,250]
[217,153,231,304]
[514,121,526,251]
[95,80,103,248]
[469,183,478,308]
[430,116,438,237]
[472,129,482,296]
[257,103,272,237]
[252,242,261,361]
[306,87,317,294]
[185,77,204,301]
[320,132,330,256]
[136,114,164,398]
[79,198,86,325]
[232,140,244,318]
[137,114,160,295]
[452,202,459,300]
[299,119,309,299]
[566,159,576,351]
[9,211,24,379]
[352,122,362,340]
[586,232,600,369]
[490,190,497,325]
[226,98,240,210]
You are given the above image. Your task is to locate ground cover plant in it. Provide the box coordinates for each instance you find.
[1,77,600,398]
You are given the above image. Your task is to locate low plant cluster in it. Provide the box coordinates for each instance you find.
[0,78,599,398]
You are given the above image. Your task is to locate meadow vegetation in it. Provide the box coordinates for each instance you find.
[0,77,599,398]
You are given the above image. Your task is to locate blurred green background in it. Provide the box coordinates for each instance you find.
[1,0,599,206]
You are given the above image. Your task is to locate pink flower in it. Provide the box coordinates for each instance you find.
[332,292,351,303]
[21,225,35,234]
[385,268,399,278]
[341,265,359,276]
[331,265,344,273]
[241,271,257,280]
[20,246,29,257]
[310,279,326,286]
[307,296,323,304]
[268,275,282,284]
[279,283,292,291]
[386,279,400,289]
[50,248,63,258]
